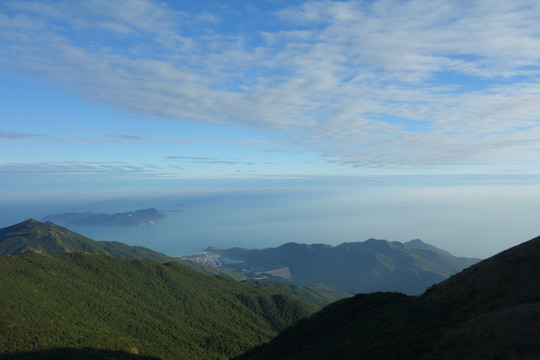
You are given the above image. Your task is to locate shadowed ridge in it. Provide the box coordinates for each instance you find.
[414,235,540,359]
[234,235,540,360]
[424,236,540,296]
[420,235,540,318]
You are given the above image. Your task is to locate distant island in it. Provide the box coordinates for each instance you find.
[41,208,169,227]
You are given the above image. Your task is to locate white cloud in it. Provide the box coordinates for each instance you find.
[1,0,540,170]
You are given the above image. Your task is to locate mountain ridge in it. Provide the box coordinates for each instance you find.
[235,235,540,359]
[0,219,171,263]
[208,238,480,295]
[0,219,349,308]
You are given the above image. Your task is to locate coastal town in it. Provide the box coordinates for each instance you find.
[178,251,244,268]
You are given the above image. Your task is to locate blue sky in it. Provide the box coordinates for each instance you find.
[2,0,540,256]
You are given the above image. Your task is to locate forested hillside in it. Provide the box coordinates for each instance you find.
[0,252,315,360]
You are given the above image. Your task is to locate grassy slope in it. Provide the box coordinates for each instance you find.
[236,236,540,360]
[0,252,316,360]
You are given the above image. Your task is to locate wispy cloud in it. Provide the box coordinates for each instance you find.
[12,134,273,148]
[2,0,540,170]
[0,161,158,176]
[165,156,255,165]
[0,130,45,140]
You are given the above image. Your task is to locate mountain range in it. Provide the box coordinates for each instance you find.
[2,219,479,296]
[1,219,538,359]
[207,239,480,295]
[235,235,540,359]
[0,219,345,308]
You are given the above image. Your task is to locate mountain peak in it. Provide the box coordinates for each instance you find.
[6,218,60,233]
[405,238,425,245]
[403,238,430,250]
[0,220,170,263]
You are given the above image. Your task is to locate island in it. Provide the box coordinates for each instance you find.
[41,208,169,227]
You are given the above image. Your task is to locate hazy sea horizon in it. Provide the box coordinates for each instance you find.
[2,185,540,259]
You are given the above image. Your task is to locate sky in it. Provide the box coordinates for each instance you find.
[2,0,540,257]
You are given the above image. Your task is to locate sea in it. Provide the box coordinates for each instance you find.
[2,185,540,258]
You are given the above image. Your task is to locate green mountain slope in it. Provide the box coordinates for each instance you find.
[175,259,350,308]
[235,235,540,360]
[244,280,351,309]
[0,252,316,360]
[0,348,160,360]
[0,219,171,263]
[403,238,479,275]
[210,239,480,295]
[175,257,247,280]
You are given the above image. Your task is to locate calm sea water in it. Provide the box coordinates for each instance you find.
[2,186,540,258]
[65,190,354,256]
[1,190,340,256]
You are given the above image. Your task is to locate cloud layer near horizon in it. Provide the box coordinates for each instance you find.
[2,0,540,170]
